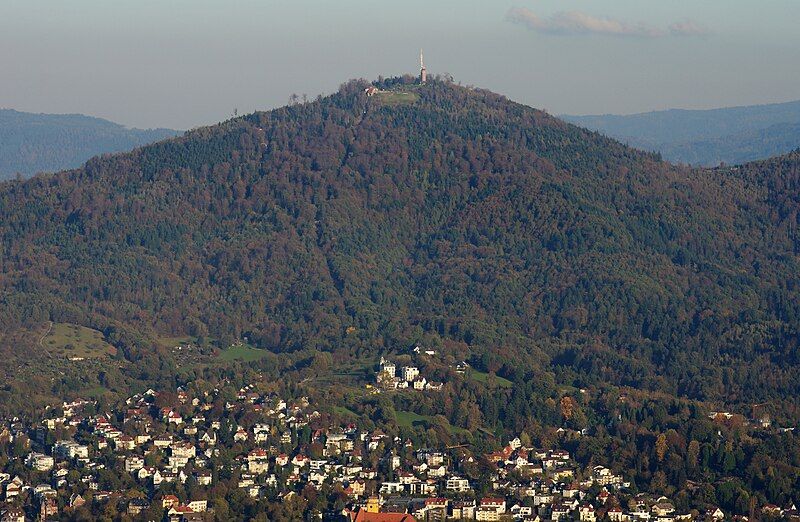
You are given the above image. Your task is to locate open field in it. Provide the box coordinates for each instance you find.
[396,410,432,427]
[41,323,117,359]
[375,91,419,106]
[216,343,271,363]
[333,406,359,418]
[468,369,513,388]
[396,410,470,435]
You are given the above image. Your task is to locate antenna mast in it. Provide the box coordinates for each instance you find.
[419,49,427,84]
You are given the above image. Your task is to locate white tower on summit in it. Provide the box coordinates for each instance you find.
[419,49,427,84]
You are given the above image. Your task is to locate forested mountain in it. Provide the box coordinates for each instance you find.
[563,100,800,166]
[0,109,179,179]
[1,76,799,413]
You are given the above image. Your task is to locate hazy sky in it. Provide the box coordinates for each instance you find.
[2,0,799,129]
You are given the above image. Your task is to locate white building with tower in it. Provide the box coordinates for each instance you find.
[379,357,396,379]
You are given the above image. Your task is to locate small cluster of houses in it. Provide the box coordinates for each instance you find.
[375,357,443,392]
[707,411,797,433]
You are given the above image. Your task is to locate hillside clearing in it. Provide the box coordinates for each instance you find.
[41,323,117,359]
[469,369,513,388]
[216,343,270,362]
[374,91,419,106]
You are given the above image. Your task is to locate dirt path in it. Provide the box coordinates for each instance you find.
[39,321,53,349]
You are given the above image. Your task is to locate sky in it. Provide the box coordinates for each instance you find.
[1,0,799,130]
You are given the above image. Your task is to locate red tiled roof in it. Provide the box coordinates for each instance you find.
[352,510,417,522]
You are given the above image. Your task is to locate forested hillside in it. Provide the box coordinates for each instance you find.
[0,109,178,179]
[1,76,799,412]
[563,100,800,166]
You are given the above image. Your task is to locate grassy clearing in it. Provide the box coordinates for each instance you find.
[469,369,513,388]
[375,91,420,106]
[216,343,270,362]
[81,385,110,398]
[42,323,116,359]
[396,411,470,435]
[333,406,359,418]
[331,357,378,378]
[396,410,432,427]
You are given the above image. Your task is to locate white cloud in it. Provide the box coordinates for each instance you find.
[669,19,712,37]
[507,7,710,39]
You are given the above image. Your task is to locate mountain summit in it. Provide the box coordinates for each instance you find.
[1,77,798,407]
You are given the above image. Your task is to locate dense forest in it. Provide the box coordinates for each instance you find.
[1,76,800,512]
[0,109,178,180]
[0,76,799,415]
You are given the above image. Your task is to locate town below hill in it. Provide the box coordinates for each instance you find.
[2,372,791,522]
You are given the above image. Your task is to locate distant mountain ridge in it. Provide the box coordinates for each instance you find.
[563,100,800,166]
[0,109,180,179]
